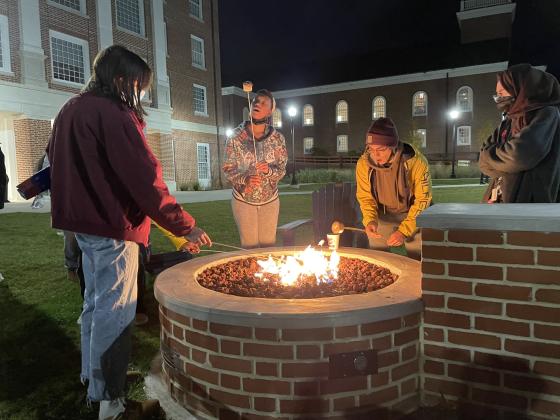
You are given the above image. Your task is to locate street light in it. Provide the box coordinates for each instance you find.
[448,109,460,179]
[288,106,298,185]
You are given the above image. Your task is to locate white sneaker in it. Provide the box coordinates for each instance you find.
[76,314,82,325]
[99,398,125,420]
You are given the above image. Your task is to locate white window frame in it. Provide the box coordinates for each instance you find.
[115,0,145,37]
[190,35,206,70]
[412,91,428,116]
[189,0,203,21]
[303,137,314,155]
[272,109,282,128]
[163,19,169,57]
[336,100,348,123]
[47,0,87,15]
[49,30,90,88]
[0,15,12,74]
[372,96,386,119]
[415,129,427,148]
[337,135,348,153]
[457,125,471,146]
[457,86,473,112]
[192,83,208,116]
[302,104,314,126]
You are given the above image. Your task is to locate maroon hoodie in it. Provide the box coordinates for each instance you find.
[47,92,195,245]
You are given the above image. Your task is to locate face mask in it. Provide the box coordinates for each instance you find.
[493,95,515,112]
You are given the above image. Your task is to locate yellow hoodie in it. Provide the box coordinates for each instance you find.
[153,223,189,250]
[355,143,432,237]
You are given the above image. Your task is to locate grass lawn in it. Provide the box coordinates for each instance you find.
[0,187,486,419]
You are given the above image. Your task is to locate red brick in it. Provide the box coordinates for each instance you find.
[423,245,473,261]
[476,247,534,265]
[422,228,445,241]
[281,362,329,378]
[255,362,278,377]
[319,376,368,394]
[217,408,240,420]
[185,330,219,352]
[220,373,241,390]
[394,327,419,346]
[404,312,421,327]
[532,399,560,417]
[448,363,499,386]
[361,317,401,335]
[209,322,252,338]
[209,355,252,373]
[209,388,250,409]
[160,312,172,334]
[534,361,560,379]
[282,327,333,341]
[279,398,329,414]
[448,263,503,280]
[359,385,399,405]
[221,340,241,355]
[296,345,321,359]
[507,303,560,322]
[472,388,528,410]
[538,250,560,267]
[192,319,208,331]
[422,278,472,294]
[422,261,445,275]
[255,328,278,341]
[534,324,560,341]
[371,335,392,350]
[185,393,218,418]
[185,362,219,385]
[371,371,389,386]
[475,317,530,337]
[507,267,560,285]
[508,231,560,247]
[456,402,499,420]
[167,309,190,326]
[333,396,356,411]
[174,371,192,391]
[422,294,445,308]
[447,297,502,315]
[169,338,189,359]
[424,377,468,398]
[505,339,560,358]
[424,310,471,329]
[424,344,471,363]
[424,360,444,375]
[448,330,501,350]
[243,378,291,395]
[323,339,371,357]
[535,288,560,303]
[191,348,207,364]
[402,343,417,361]
[401,377,417,396]
[423,327,444,342]
[293,381,319,396]
[334,325,358,339]
[173,324,184,340]
[475,283,532,301]
[244,343,294,359]
[253,397,276,412]
[504,373,560,396]
[392,360,418,381]
[448,229,504,245]
[378,350,399,368]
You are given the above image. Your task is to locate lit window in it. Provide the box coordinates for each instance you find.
[303,104,314,126]
[189,0,202,20]
[50,0,85,13]
[337,135,348,152]
[415,129,427,148]
[372,96,386,119]
[49,30,90,85]
[272,109,282,128]
[115,0,144,36]
[191,35,205,69]
[193,84,208,116]
[303,137,314,155]
[457,126,471,146]
[457,86,473,112]
[336,100,348,123]
[0,15,11,73]
[412,91,428,116]
[243,107,249,121]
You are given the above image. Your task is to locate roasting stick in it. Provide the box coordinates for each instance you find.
[331,220,387,241]
[212,242,248,251]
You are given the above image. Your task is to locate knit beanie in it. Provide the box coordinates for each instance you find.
[366,117,399,147]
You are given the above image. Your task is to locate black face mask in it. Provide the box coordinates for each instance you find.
[493,95,515,113]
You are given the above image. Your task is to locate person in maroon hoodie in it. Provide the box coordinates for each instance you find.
[47,45,211,419]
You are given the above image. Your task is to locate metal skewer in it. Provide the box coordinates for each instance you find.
[331,220,386,241]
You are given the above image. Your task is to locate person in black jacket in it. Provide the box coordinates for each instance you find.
[0,147,7,208]
[479,63,560,203]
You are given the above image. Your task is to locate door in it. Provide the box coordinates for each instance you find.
[196,143,211,189]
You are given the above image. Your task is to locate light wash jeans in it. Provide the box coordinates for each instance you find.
[75,233,139,402]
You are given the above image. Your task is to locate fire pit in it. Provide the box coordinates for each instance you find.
[154,247,422,419]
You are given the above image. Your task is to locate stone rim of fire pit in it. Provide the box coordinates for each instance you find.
[154,246,422,329]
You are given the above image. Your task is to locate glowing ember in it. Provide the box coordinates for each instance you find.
[255,245,340,285]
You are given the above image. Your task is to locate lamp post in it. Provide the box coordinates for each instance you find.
[448,109,460,179]
[288,106,298,185]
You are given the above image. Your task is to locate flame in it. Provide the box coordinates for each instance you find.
[256,245,339,286]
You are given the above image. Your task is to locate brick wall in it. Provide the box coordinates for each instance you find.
[13,119,51,183]
[420,226,560,419]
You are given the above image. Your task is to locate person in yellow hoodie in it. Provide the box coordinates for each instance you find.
[355,117,432,260]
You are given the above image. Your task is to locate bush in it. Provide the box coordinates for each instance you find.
[429,162,481,179]
[178,181,202,191]
[288,168,355,184]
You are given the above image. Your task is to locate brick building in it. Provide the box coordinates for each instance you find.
[0,0,223,202]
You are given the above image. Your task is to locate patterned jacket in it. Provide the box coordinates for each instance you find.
[223,122,288,205]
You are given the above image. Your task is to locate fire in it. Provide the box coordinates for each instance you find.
[256,245,340,286]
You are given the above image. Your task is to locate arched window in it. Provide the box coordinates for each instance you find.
[303,137,314,154]
[412,91,428,116]
[457,86,473,112]
[303,104,314,126]
[272,109,282,128]
[243,107,249,121]
[336,100,348,123]
[372,96,386,119]
[457,126,471,146]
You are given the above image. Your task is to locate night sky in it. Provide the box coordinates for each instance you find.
[218,0,560,90]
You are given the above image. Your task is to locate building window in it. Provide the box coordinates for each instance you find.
[49,0,86,13]
[457,86,473,112]
[115,0,145,36]
[412,91,428,116]
[192,84,208,116]
[190,35,205,69]
[415,129,427,148]
[0,15,11,73]
[457,125,471,146]
[372,96,386,119]
[243,107,249,121]
[303,104,314,126]
[189,0,203,20]
[272,109,282,128]
[337,135,348,152]
[49,31,90,86]
[336,100,348,123]
[303,137,314,155]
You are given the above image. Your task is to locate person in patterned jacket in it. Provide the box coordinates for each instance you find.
[355,117,432,260]
[223,89,288,248]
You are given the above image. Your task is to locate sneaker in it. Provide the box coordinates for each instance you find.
[77,313,82,325]
[99,398,125,420]
[134,313,149,326]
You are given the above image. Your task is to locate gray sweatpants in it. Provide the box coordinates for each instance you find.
[232,198,280,249]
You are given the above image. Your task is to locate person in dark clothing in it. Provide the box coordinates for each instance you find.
[479,63,560,203]
[0,147,7,208]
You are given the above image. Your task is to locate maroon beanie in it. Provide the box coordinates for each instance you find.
[366,117,399,147]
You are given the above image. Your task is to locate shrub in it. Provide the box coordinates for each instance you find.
[429,161,481,179]
[288,168,355,184]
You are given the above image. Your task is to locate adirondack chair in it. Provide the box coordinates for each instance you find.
[277,182,369,248]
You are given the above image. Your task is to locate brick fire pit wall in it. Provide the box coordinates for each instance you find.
[417,204,560,419]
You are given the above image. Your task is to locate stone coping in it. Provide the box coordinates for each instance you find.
[154,247,422,329]
[417,203,560,232]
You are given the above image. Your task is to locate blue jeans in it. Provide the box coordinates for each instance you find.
[75,233,139,402]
